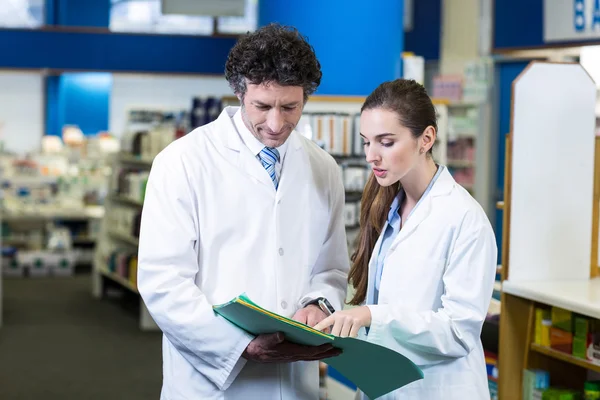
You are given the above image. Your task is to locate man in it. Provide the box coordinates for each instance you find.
[137,23,350,400]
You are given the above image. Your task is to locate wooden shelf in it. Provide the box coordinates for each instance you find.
[530,343,600,374]
[108,230,139,247]
[99,267,138,293]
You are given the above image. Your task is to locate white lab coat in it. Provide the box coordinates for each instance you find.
[137,107,349,400]
[360,168,497,400]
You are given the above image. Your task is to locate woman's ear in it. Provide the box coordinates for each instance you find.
[421,126,436,153]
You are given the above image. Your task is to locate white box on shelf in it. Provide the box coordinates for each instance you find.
[352,114,363,156]
[344,167,367,192]
[330,115,343,156]
[340,114,353,156]
[2,256,24,277]
[312,114,332,152]
[18,250,50,277]
[344,202,358,227]
[49,252,77,277]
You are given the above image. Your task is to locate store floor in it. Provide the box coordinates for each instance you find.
[0,273,163,400]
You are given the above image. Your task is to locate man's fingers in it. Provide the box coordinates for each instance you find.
[293,311,308,324]
[262,332,285,348]
[279,342,334,358]
[298,348,343,361]
[307,314,319,328]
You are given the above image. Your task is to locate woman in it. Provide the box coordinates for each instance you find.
[314,79,497,399]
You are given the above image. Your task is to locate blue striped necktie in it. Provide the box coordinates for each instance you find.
[259,147,280,189]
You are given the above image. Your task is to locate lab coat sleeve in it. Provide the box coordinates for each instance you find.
[298,161,350,312]
[137,150,254,390]
[366,210,497,367]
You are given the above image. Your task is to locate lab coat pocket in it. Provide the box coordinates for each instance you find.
[378,254,446,307]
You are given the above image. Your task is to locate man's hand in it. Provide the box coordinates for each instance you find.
[292,304,327,328]
[242,332,341,363]
[313,306,372,338]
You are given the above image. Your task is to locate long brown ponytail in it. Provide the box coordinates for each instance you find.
[347,79,438,305]
[348,175,399,305]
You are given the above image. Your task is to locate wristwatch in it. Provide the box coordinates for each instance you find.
[304,297,335,314]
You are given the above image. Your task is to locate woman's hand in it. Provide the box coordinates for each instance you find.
[312,306,372,338]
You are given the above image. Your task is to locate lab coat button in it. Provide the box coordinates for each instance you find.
[278,248,284,256]
[281,301,287,309]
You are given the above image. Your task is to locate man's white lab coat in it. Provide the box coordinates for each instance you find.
[137,107,350,400]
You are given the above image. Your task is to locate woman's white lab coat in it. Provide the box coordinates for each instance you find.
[137,107,349,400]
[361,168,497,400]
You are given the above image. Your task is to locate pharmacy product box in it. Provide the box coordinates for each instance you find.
[535,308,552,347]
[550,327,573,354]
[587,320,600,365]
[551,307,573,333]
[48,252,76,277]
[18,250,50,277]
[2,255,24,277]
[574,315,590,338]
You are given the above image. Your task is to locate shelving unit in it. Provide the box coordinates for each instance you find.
[530,343,600,374]
[433,99,494,219]
[92,152,156,331]
[497,62,599,399]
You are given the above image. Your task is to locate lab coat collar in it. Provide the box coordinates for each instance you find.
[220,107,301,152]
[387,167,455,251]
[216,107,303,194]
[232,108,290,163]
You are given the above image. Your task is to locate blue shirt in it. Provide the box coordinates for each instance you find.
[370,165,445,305]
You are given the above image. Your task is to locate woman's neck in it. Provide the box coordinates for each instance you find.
[400,157,439,207]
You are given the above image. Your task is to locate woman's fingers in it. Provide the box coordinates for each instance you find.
[340,317,353,338]
[313,315,334,332]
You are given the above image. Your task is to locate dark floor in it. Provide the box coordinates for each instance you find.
[0,274,163,400]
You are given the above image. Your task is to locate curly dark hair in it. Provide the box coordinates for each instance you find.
[225,23,322,102]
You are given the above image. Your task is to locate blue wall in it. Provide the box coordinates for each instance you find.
[404,0,441,60]
[0,29,237,74]
[46,73,112,137]
[494,0,600,49]
[258,0,404,96]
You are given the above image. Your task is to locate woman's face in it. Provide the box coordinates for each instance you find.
[360,108,425,187]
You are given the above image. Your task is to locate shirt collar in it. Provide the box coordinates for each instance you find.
[233,108,289,161]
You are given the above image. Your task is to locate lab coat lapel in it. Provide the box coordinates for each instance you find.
[365,222,388,305]
[388,168,455,252]
[218,108,277,191]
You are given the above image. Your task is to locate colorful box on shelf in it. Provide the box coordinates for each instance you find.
[522,368,549,400]
[551,307,573,333]
[535,308,552,347]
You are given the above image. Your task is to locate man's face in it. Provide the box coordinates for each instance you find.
[239,82,304,148]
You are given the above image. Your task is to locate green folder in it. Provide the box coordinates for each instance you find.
[213,294,423,399]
